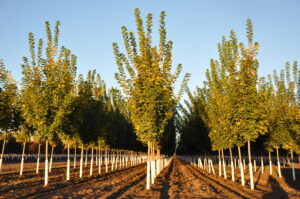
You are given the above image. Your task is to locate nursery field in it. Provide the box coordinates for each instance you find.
[1,156,300,199]
[1,2,300,199]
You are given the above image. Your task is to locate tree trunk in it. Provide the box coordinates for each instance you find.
[73,146,76,169]
[79,145,83,178]
[248,140,254,190]
[111,151,115,171]
[261,156,264,173]
[122,151,125,168]
[20,142,26,176]
[49,145,54,172]
[199,157,203,169]
[208,155,211,173]
[151,143,156,184]
[125,151,128,167]
[210,158,215,174]
[44,140,49,186]
[117,151,120,169]
[221,148,226,179]
[120,151,122,168]
[98,147,101,174]
[204,155,207,170]
[67,143,70,181]
[85,148,88,167]
[0,139,6,171]
[157,149,161,175]
[105,148,108,173]
[238,146,245,186]
[95,147,98,166]
[90,147,94,176]
[269,151,272,175]
[276,148,282,178]
[36,143,41,174]
[146,142,150,189]
[218,149,221,177]
[291,150,295,180]
[100,148,103,167]
[229,147,234,181]
[116,151,119,169]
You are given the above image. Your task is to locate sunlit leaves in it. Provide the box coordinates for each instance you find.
[21,21,77,142]
[205,19,267,151]
[113,9,190,147]
[0,60,18,137]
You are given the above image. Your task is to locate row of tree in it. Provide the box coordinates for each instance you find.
[0,17,176,187]
[4,8,298,191]
[178,19,299,189]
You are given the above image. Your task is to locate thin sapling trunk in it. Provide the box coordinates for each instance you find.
[67,143,70,181]
[221,149,226,179]
[248,140,254,190]
[146,142,151,190]
[44,140,49,186]
[98,147,101,174]
[79,145,84,178]
[20,142,26,176]
[49,145,54,172]
[238,146,245,186]
[229,147,234,181]
[261,156,264,173]
[74,146,76,169]
[218,149,221,177]
[90,147,94,176]
[85,148,88,167]
[36,143,41,174]
[276,148,282,178]
[291,150,295,180]
[0,139,6,171]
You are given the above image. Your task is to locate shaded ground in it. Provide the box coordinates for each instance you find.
[1,156,300,198]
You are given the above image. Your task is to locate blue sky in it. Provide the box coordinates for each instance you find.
[0,0,299,91]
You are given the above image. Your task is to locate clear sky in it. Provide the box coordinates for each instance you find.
[0,0,299,91]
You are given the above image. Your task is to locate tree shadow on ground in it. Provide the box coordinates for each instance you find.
[254,168,262,188]
[262,175,288,199]
[281,167,300,191]
[151,159,174,199]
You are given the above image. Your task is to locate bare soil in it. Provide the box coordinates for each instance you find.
[0,156,300,198]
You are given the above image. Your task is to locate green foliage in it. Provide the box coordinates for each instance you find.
[1,13,297,156]
[113,8,190,147]
[177,87,210,154]
[13,123,32,143]
[61,71,107,147]
[205,19,268,151]
[21,21,77,142]
[0,60,19,139]
[265,62,300,152]
[60,70,144,151]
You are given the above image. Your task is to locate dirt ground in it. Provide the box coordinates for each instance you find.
[0,156,300,198]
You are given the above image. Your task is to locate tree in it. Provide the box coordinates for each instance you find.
[204,19,268,189]
[21,21,77,186]
[258,76,275,175]
[0,60,19,171]
[205,58,233,180]
[113,8,190,189]
[233,19,268,189]
[265,62,299,180]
